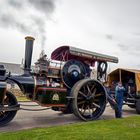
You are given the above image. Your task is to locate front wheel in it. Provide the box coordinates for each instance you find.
[71,79,107,121]
[0,91,18,126]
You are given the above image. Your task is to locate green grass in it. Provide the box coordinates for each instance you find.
[16,96,30,102]
[0,116,140,140]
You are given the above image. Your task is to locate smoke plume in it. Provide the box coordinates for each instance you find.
[0,0,56,49]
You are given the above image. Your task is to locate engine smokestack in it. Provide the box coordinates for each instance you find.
[24,36,35,74]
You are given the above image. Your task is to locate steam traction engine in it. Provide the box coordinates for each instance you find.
[0,37,118,126]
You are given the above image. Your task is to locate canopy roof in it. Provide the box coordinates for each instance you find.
[51,46,118,66]
[108,68,140,75]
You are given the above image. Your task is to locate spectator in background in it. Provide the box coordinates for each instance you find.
[128,78,135,94]
[115,81,125,118]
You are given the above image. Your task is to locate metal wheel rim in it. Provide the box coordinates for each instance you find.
[73,79,106,120]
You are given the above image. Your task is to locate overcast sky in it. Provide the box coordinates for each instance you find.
[0,0,140,71]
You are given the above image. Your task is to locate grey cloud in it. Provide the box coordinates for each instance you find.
[0,0,56,49]
[133,33,140,37]
[105,34,113,40]
[0,13,34,34]
[118,44,128,50]
[118,43,140,56]
[7,0,24,8]
[28,0,55,15]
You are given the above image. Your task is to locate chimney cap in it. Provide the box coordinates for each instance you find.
[25,36,35,41]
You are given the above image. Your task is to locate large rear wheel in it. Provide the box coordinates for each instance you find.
[0,91,18,126]
[71,79,107,121]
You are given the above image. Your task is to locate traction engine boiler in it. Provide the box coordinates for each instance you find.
[0,36,118,126]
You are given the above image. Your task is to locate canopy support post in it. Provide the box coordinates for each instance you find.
[119,69,122,82]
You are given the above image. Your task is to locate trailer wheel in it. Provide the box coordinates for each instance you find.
[136,99,140,114]
[71,79,106,121]
[0,91,18,126]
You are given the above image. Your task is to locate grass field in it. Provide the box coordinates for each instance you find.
[0,116,140,140]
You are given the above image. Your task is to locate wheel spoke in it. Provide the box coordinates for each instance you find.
[78,91,87,98]
[86,85,92,95]
[0,111,5,118]
[91,88,97,98]
[93,99,99,102]
[78,100,86,105]
[91,85,95,91]
[0,112,2,116]
[94,93,102,97]
[77,97,84,100]
[92,102,100,108]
